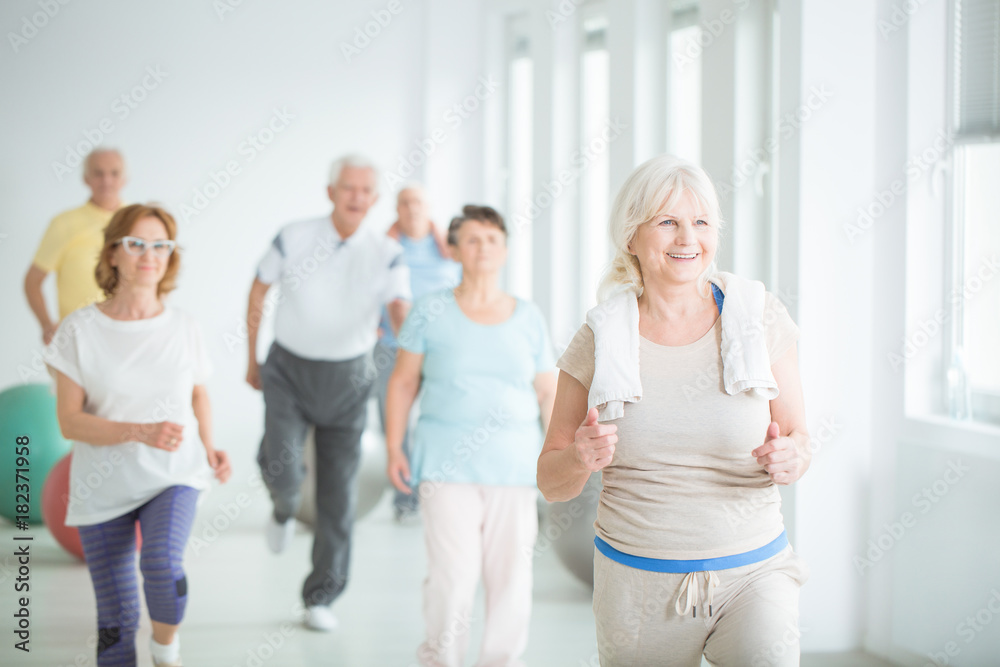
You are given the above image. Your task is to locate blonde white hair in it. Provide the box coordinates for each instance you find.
[328,153,380,191]
[597,154,726,302]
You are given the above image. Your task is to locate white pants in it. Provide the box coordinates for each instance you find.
[417,482,539,667]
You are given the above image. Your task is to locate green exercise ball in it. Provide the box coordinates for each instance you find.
[0,384,73,525]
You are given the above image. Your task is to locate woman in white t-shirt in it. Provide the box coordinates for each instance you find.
[538,155,810,666]
[45,203,231,667]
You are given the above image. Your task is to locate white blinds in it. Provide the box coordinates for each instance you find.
[954,0,1000,138]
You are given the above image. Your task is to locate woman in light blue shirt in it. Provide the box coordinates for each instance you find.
[385,204,556,667]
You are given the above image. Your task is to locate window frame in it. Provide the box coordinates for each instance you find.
[945,0,1000,426]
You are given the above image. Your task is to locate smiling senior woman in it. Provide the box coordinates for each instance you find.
[45,204,231,667]
[537,155,811,666]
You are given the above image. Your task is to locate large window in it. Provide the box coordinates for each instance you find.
[947,0,1000,424]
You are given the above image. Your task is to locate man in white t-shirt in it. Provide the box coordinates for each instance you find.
[245,154,411,632]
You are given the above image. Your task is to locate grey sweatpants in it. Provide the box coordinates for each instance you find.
[256,342,375,607]
[593,545,809,666]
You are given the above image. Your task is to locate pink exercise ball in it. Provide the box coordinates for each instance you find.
[43,455,83,559]
[43,454,141,561]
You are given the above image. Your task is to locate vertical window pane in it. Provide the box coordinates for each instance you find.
[668,23,702,163]
[962,142,1000,394]
[507,55,534,300]
[580,42,610,310]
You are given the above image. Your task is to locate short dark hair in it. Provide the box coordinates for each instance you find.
[447,204,507,246]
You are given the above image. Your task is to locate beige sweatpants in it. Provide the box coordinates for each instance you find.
[417,482,539,667]
[593,545,809,667]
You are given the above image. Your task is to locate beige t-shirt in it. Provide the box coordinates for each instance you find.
[557,290,799,560]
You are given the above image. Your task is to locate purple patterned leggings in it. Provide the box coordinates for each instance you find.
[78,485,199,667]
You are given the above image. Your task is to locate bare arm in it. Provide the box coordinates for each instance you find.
[246,278,271,390]
[536,370,617,502]
[193,384,231,483]
[24,264,57,344]
[387,298,410,336]
[52,369,182,450]
[192,384,214,450]
[754,342,811,485]
[534,371,557,433]
[385,348,423,493]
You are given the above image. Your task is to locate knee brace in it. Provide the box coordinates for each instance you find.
[97,626,122,656]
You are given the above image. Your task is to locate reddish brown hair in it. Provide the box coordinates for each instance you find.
[95,203,181,298]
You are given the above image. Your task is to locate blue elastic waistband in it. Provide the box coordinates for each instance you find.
[594,530,788,573]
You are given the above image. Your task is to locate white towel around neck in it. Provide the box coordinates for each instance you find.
[585,271,779,421]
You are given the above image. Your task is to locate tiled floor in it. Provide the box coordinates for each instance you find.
[0,490,898,666]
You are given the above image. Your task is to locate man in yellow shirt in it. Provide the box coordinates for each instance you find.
[24,149,126,344]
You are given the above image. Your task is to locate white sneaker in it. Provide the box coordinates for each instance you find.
[151,654,182,667]
[266,515,295,554]
[150,636,182,666]
[304,605,338,632]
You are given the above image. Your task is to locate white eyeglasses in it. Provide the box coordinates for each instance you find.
[117,236,177,257]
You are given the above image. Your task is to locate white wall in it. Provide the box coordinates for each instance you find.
[889,438,1000,665]
[0,0,425,507]
[418,0,490,219]
[789,0,876,651]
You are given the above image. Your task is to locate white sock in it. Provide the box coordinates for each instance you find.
[151,635,180,663]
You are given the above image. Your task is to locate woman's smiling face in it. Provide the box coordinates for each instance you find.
[628,189,718,289]
[110,216,172,290]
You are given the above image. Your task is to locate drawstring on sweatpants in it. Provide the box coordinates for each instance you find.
[674,570,721,618]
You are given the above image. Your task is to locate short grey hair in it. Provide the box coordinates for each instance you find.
[84,147,125,176]
[328,153,380,191]
[598,154,726,302]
